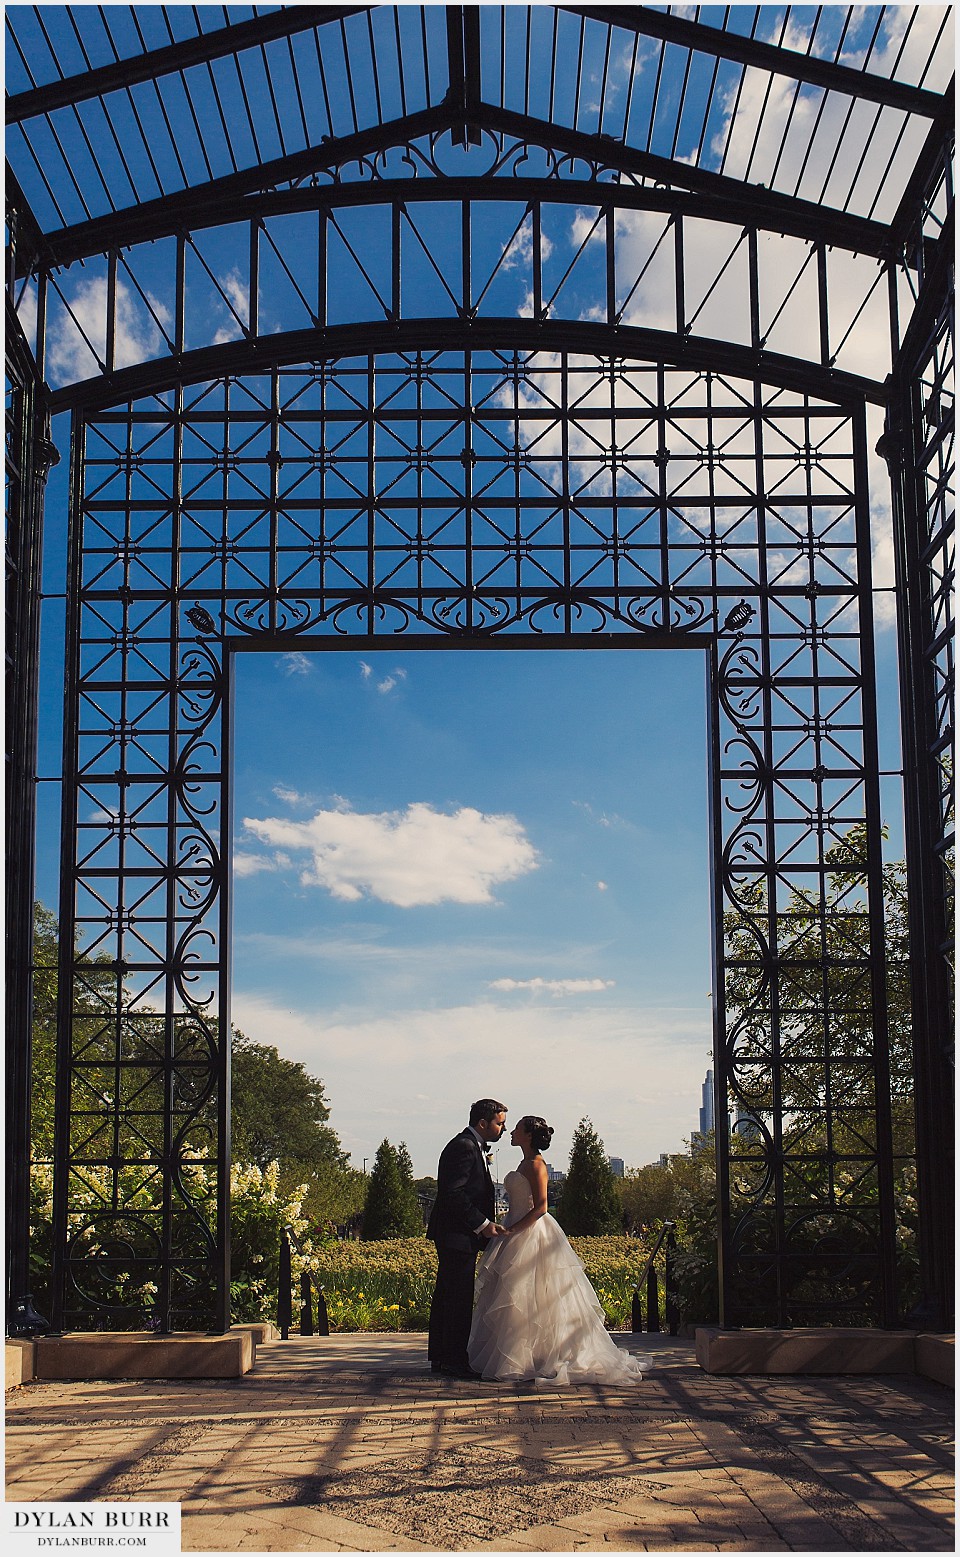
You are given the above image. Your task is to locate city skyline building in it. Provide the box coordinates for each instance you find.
[699,1069,716,1138]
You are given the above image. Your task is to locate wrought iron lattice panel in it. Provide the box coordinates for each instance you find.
[913,306,955,980]
[55,347,896,1330]
[887,198,955,1327]
[6,307,54,1315]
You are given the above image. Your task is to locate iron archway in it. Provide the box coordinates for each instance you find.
[46,331,898,1331]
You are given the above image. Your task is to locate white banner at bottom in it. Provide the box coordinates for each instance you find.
[8,1505,180,1556]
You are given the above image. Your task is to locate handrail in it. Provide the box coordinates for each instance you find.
[278,1225,329,1339]
[631,1220,679,1336]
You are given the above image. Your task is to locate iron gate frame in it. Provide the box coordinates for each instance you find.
[44,337,902,1333]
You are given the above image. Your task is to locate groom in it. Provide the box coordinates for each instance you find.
[426,1098,509,1378]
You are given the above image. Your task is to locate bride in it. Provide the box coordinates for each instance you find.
[467,1115,649,1384]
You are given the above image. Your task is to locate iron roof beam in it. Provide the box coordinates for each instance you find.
[10,5,945,128]
[48,316,887,417]
[894,205,954,373]
[483,106,898,258]
[889,80,956,248]
[5,167,44,274]
[5,5,372,125]
[23,104,904,276]
[27,108,455,274]
[561,5,947,118]
[445,5,482,146]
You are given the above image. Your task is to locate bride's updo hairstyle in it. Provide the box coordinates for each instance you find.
[519,1115,554,1154]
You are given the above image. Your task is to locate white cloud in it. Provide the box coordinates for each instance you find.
[573,800,627,830]
[46,275,171,383]
[240,802,539,906]
[211,267,249,345]
[15,283,38,354]
[490,977,615,997]
[358,660,408,693]
[597,881,608,892]
[277,652,312,676]
[229,991,712,1174]
[272,784,306,805]
[503,221,554,274]
[221,267,248,318]
[233,851,280,879]
[708,9,945,225]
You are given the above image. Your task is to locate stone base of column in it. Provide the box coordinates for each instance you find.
[696,1325,955,1380]
[6,1324,280,1383]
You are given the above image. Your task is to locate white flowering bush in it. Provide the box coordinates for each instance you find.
[29,1156,334,1327]
[228,1159,332,1322]
[30,1160,168,1324]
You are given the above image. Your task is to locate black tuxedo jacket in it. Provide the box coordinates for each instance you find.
[426,1128,495,1254]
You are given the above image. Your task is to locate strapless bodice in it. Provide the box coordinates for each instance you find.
[502,1168,534,1225]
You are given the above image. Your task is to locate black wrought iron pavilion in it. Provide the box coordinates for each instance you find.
[6,4,954,1336]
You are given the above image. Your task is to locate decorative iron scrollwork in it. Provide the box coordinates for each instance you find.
[185,603,217,636]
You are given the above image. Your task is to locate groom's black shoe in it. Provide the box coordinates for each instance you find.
[437,1362,483,1379]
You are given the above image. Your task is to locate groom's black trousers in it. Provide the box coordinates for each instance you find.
[428,1246,477,1368]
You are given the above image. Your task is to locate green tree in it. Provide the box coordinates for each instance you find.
[28,907,358,1292]
[617,1153,706,1234]
[555,1118,623,1236]
[396,1141,426,1231]
[302,1160,368,1233]
[617,1163,675,1233]
[361,1140,423,1240]
[31,901,132,1159]
[30,903,59,1157]
[31,914,350,1183]
[667,1138,723,1325]
[231,1029,348,1179]
[723,823,913,1134]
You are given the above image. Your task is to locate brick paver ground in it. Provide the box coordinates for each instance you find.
[5,1333,954,1553]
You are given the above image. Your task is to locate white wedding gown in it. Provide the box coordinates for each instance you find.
[467,1170,650,1384]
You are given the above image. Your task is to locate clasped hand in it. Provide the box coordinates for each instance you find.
[485,1223,511,1238]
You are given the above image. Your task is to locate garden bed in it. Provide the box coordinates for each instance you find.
[306,1234,656,1331]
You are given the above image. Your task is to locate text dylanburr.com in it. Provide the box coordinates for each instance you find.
[9,1506,181,1554]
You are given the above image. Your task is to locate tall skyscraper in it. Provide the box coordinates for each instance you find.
[699,1068,715,1137]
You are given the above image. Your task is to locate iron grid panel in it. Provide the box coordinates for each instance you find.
[6,308,52,1314]
[888,208,954,1327]
[6,6,952,241]
[55,347,896,1330]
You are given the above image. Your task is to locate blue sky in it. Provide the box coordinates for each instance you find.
[230,646,714,1176]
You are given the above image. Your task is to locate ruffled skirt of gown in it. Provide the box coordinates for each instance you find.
[467,1198,649,1385]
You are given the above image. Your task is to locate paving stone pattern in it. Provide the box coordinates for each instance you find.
[5,1333,954,1553]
